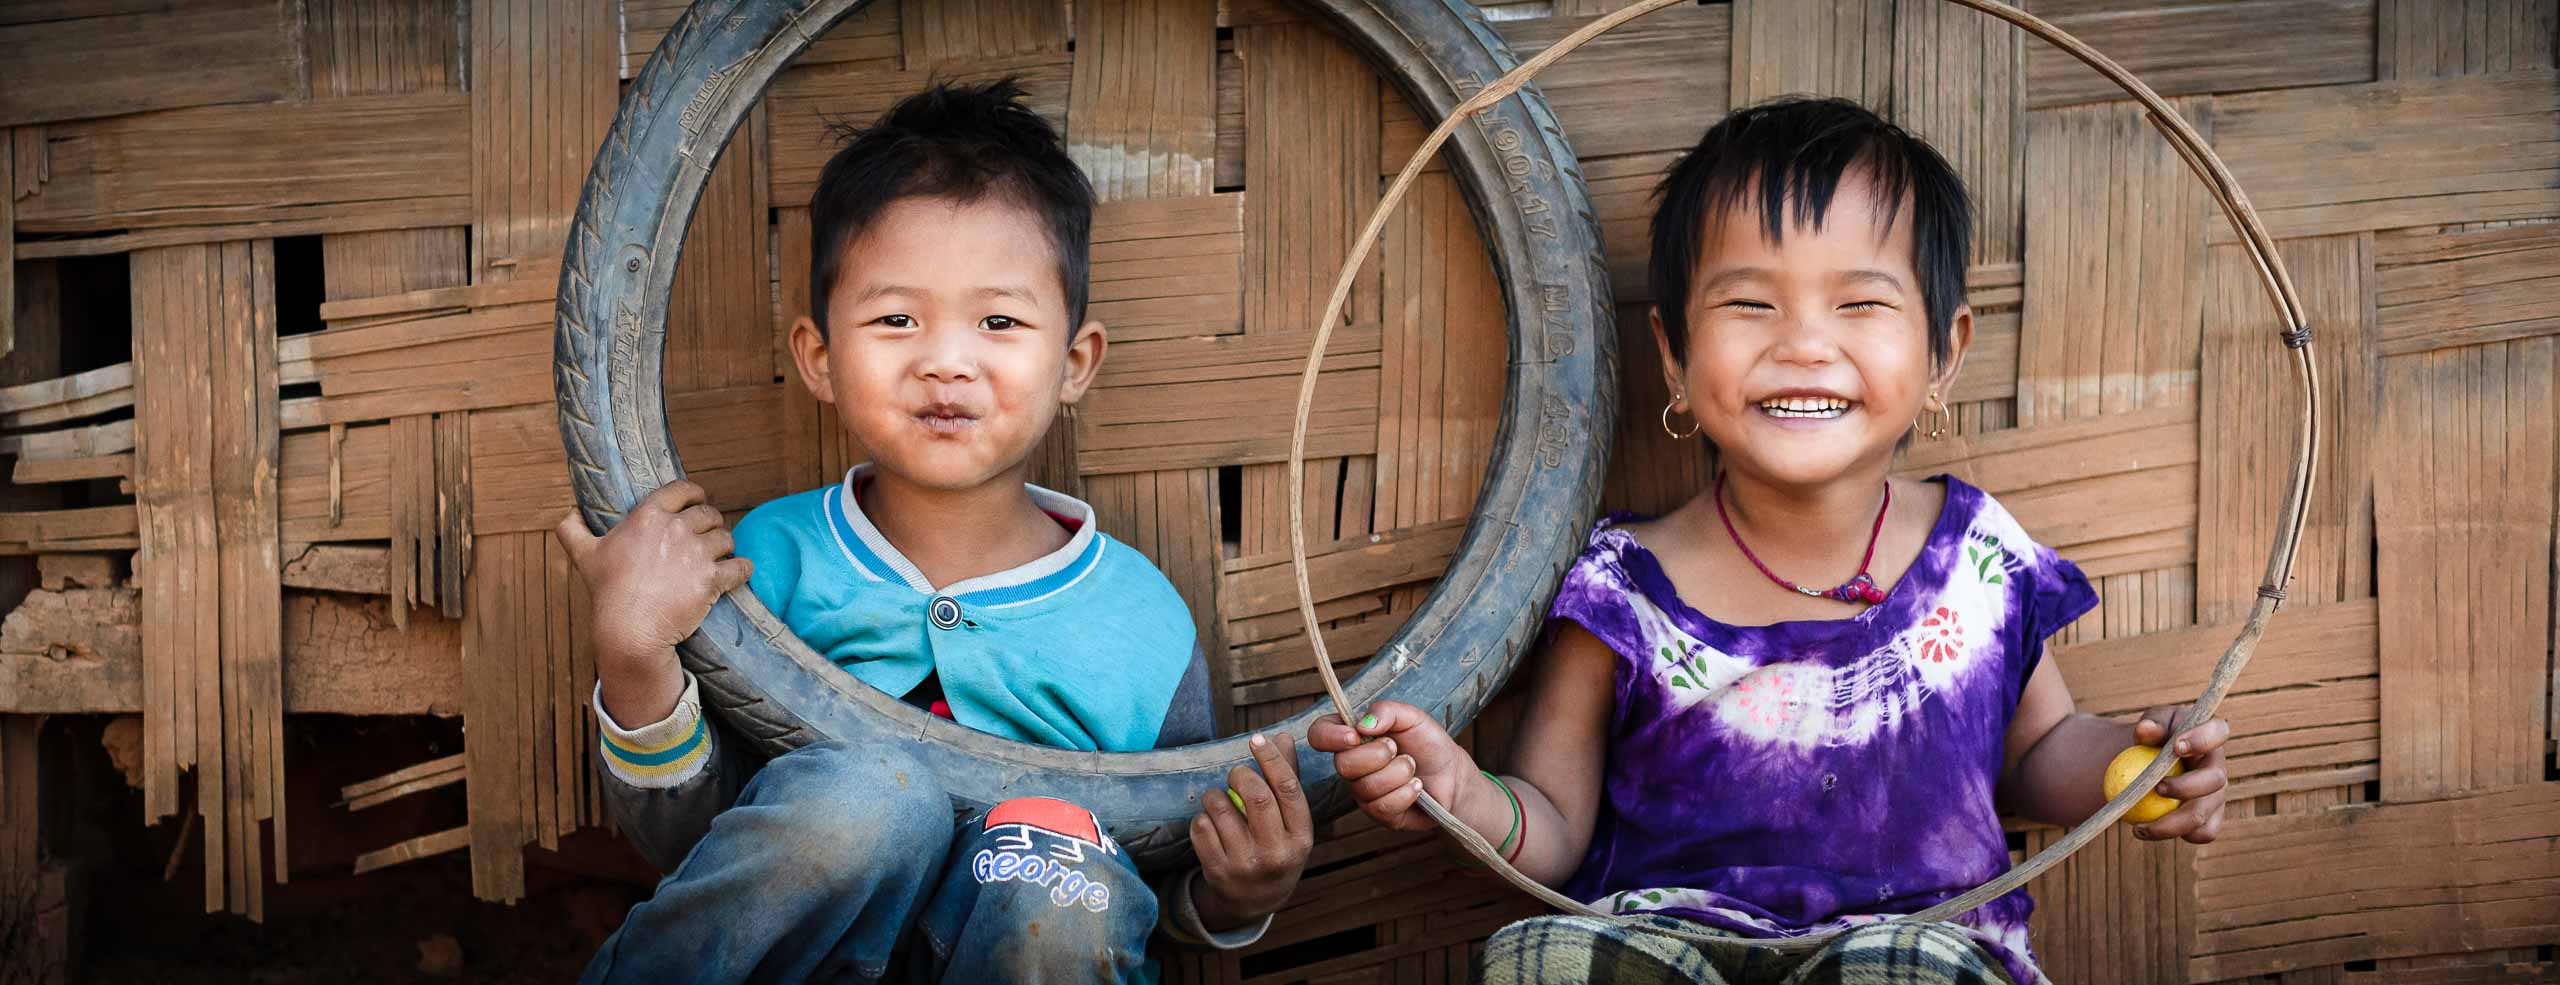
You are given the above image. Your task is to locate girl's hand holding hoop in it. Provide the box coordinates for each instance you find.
[1310,702,1480,832]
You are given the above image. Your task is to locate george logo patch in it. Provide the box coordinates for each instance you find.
[973,797,1119,912]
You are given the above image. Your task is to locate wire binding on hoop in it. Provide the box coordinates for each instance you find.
[2281,324,2314,349]
[2257,583,2289,603]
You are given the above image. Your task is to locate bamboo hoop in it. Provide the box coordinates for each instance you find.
[1282,0,2321,950]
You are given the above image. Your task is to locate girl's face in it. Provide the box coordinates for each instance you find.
[1656,170,1970,489]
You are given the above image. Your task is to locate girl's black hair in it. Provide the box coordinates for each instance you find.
[1647,96,1972,369]
[807,78,1093,336]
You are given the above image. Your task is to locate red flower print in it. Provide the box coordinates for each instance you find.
[1733,670,1795,727]
[1919,607,1965,663]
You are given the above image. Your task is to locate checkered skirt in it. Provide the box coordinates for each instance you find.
[1477,914,2016,985]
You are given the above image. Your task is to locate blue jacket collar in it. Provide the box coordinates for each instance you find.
[820,464,1106,610]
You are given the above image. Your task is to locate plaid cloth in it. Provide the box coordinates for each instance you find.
[1477,914,2016,985]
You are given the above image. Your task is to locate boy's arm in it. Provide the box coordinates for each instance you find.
[1152,642,1284,950]
[551,483,758,870]
[592,669,759,872]
[1165,730,1310,950]
[1152,641,1217,749]
[1156,869,1274,950]
[1997,658,2232,842]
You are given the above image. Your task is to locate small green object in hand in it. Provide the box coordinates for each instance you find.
[1226,788,1246,814]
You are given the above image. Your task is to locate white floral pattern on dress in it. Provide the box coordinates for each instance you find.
[1620,516,2021,751]
[1625,588,1758,704]
[1711,664,1835,747]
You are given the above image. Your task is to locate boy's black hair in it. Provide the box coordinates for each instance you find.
[808,78,1093,336]
[1648,96,1972,370]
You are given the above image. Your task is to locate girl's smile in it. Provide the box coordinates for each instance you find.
[1752,389,1858,425]
[1656,168,1971,490]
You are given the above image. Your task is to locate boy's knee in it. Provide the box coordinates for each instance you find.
[966,797,1136,908]
[758,741,947,819]
[749,741,953,885]
[961,797,1152,981]
[973,907,1148,984]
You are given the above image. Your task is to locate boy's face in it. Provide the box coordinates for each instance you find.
[1654,169,1970,488]
[789,195,1104,493]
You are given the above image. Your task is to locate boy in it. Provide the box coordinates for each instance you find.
[556,80,1312,984]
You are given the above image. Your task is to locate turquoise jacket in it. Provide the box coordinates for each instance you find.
[732,465,1201,753]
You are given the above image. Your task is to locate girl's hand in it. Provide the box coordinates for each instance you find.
[1308,701,1477,832]
[2130,704,2232,843]
[1189,731,1313,930]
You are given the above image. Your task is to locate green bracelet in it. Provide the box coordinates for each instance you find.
[1486,770,1525,858]
[1454,771,1524,868]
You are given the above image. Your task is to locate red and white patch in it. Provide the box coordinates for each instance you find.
[983,796,1118,861]
[974,797,1122,912]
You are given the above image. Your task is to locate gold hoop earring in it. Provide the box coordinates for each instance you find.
[1661,396,1700,440]
[1918,392,1951,441]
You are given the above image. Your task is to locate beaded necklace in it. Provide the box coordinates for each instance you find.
[1712,472,1891,606]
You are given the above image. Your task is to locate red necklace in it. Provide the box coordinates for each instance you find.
[1713,473,1891,606]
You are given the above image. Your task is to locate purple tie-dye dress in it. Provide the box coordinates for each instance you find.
[1548,477,2095,985]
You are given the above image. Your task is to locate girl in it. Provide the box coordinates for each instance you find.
[1311,97,2232,985]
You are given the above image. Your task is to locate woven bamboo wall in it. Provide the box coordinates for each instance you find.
[1,1,2556,982]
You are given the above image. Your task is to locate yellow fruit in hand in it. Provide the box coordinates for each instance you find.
[2101,745,2186,824]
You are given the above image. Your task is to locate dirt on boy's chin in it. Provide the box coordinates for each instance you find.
[869,442,1035,494]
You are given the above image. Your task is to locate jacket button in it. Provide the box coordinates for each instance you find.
[929,596,961,630]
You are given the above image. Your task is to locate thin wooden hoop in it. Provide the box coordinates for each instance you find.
[1283,0,2321,949]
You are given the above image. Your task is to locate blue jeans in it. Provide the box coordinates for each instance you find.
[580,742,1159,985]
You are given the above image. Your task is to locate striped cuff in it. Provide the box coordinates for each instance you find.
[593,673,712,789]
[1158,869,1272,950]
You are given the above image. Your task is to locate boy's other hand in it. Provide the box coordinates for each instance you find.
[552,480,755,675]
[2130,704,2231,844]
[1190,731,1313,931]
[1309,701,1474,833]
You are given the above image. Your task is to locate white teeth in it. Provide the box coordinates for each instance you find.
[1757,395,1851,418]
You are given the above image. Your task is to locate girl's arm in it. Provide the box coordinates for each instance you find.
[1308,622,1616,887]
[1998,658,2233,842]
[1491,622,1617,884]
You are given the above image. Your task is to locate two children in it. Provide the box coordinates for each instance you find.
[557,81,1308,985]
[560,79,2231,985]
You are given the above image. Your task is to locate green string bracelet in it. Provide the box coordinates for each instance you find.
[1488,771,1525,858]
[1456,770,1525,869]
